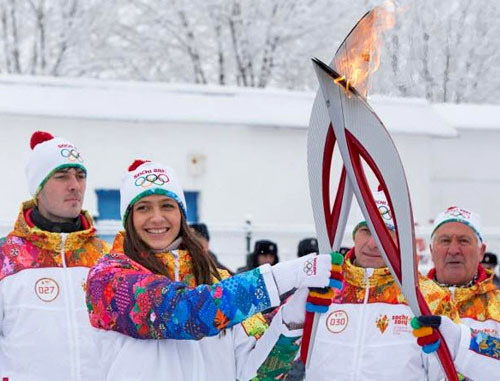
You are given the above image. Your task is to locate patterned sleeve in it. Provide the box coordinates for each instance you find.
[452,327,500,381]
[86,254,276,340]
[250,335,301,380]
[234,306,302,381]
[469,330,500,360]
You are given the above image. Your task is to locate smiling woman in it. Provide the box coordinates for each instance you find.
[85,159,335,381]
[131,195,181,251]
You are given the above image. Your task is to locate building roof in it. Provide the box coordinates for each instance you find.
[433,103,500,131]
[0,74,454,136]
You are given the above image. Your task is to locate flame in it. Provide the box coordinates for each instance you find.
[333,1,396,98]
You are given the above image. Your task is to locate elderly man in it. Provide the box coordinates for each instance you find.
[428,206,500,337]
[304,191,465,381]
[0,131,109,381]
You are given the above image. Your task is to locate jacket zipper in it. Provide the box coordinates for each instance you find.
[352,268,374,381]
[173,250,180,281]
[449,286,456,301]
[60,234,80,381]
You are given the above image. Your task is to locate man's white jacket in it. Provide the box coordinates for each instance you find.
[305,252,495,381]
[0,203,109,381]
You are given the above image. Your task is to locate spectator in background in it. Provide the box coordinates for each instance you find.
[297,238,348,258]
[190,222,233,274]
[252,239,279,267]
[297,237,319,257]
[339,246,350,256]
[237,240,279,272]
[481,252,500,288]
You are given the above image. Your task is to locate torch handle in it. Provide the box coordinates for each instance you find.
[417,289,459,381]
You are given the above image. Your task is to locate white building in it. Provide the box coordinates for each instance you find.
[0,75,499,272]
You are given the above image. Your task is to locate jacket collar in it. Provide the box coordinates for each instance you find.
[12,200,96,252]
[343,248,395,288]
[427,265,497,298]
[427,265,489,287]
[111,232,196,286]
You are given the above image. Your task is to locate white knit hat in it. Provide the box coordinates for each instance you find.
[25,131,86,196]
[120,159,187,226]
[353,189,395,236]
[431,206,483,242]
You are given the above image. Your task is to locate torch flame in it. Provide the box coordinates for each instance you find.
[333,1,396,98]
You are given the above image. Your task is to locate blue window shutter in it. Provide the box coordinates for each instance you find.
[95,189,120,220]
[184,191,199,223]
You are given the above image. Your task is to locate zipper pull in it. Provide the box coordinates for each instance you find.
[449,286,455,300]
[60,233,67,267]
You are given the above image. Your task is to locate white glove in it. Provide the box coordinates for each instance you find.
[270,253,331,296]
[412,315,462,359]
[281,287,309,328]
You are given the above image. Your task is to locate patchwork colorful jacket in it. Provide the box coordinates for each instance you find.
[87,233,299,381]
[452,327,500,381]
[0,200,109,381]
[428,266,500,337]
[305,249,459,381]
[86,232,281,340]
[427,266,500,381]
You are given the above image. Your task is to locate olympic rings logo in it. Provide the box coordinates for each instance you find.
[134,173,170,188]
[378,205,392,221]
[60,148,83,162]
[303,258,317,276]
[446,209,468,218]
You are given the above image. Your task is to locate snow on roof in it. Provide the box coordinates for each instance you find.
[0,74,311,128]
[0,74,453,136]
[369,95,456,137]
[433,103,500,131]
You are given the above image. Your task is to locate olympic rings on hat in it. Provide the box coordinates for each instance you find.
[378,205,392,221]
[446,209,468,218]
[134,173,170,188]
[60,148,83,162]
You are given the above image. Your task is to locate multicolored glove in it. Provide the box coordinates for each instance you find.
[305,252,344,313]
[411,315,460,359]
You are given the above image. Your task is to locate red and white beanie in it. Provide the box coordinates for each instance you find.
[120,159,187,226]
[431,206,483,242]
[25,131,86,196]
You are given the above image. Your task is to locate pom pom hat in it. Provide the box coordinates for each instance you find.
[431,206,483,242]
[26,131,86,196]
[120,159,187,226]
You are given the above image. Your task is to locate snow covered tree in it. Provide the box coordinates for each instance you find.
[0,0,499,104]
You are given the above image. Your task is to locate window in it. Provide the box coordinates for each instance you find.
[184,191,199,223]
[95,189,120,220]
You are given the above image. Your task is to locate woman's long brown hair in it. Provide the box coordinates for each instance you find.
[124,208,221,285]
